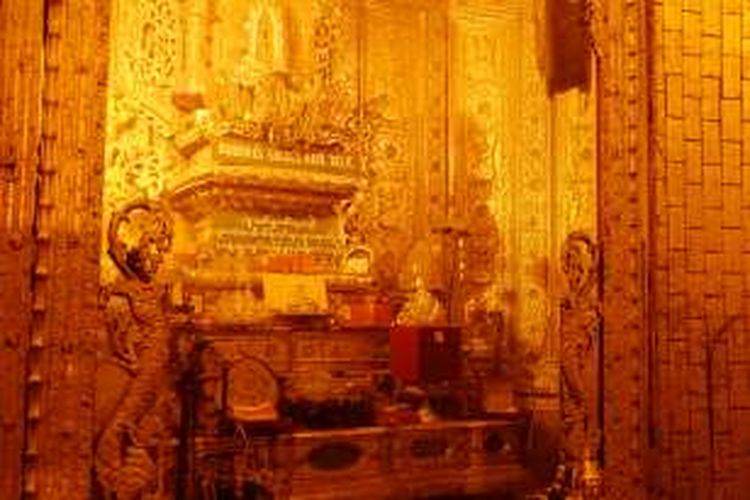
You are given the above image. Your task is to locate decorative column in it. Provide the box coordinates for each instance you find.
[594,0,651,496]
[0,1,45,497]
[24,0,111,497]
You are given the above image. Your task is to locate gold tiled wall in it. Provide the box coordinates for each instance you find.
[653,0,750,495]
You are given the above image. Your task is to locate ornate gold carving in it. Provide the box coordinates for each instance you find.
[518,0,554,395]
[103,0,400,291]
[0,0,660,497]
[107,201,174,283]
[463,203,500,292]
[217,77,366,158]
[129,0,178,88]
[167,173,358,220]
[205,0,373,168]
[103,0,180,215]
[555,88,598,240]
[453,2,565,404]
[237,1,288,80]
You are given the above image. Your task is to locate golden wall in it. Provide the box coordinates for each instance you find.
[651,0,750,495]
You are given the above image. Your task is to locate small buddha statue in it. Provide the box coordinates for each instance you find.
[396,275,446,326]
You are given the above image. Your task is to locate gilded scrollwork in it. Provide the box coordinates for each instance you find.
[460,26,504,313]
[208,0,368,160]
[128,0,178,89]
[218,76,374,158]
[104,0,179,225]
[455,6,555,389]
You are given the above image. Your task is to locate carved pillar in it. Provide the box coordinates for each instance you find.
[594,0,651,496]
[0,1,45,497]
[23,0,111,497]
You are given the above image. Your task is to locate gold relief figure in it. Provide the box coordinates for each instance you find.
[95,201,181,500]
[559,231,601,495]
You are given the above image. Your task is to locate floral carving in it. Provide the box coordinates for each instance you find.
[221,77,384,159]
[103,0,179,227]
[128,0,178,89]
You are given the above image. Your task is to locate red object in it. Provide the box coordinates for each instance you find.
[389,326,461,385]
[347,295,390,326]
